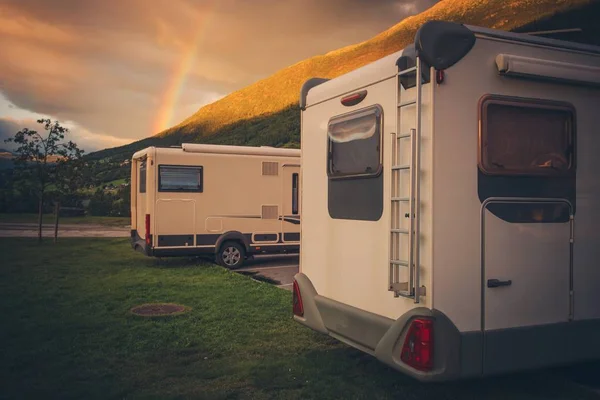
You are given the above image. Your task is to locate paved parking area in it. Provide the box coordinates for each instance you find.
[237,254,299,290]
[0,223,129,238]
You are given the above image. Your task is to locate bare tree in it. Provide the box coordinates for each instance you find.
[5,119,84,243]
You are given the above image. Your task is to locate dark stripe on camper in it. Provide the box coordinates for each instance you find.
[158,235,194,247]
[284,232,300,242]
[196,234,221,245]
[254,233,278,242]
[279,216,301,225]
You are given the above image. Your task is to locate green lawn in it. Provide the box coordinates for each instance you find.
[0,238,598,399]
[0,213,130,227]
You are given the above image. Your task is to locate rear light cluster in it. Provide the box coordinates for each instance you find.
[400,318,434,371]
[292,280,304,317]
[145,214,151,246]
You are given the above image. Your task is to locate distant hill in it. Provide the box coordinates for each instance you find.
[88,0,597,164]
[0,151,14,170]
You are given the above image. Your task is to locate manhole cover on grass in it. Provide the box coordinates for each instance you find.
[130,303,190,317]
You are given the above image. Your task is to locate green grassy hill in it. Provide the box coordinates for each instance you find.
[88,0,596,164]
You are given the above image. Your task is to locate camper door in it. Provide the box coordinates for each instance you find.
[281,164,300,242]
[479,95,575,373]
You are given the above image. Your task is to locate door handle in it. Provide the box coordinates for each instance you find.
[487,279,512,288]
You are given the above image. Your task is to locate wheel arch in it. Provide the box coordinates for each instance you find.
[215,231,250,254]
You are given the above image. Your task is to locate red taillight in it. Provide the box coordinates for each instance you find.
[145,214,151,246]
[292,280,304,317]
[436,69,445,84]
[341,90,367,107]
[400,318,434,371]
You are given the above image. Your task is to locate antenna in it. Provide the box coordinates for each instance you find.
[524,28,583,36]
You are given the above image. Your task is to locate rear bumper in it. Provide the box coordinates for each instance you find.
[130,230,152,256]
[293,272,600,381]
[292,272,468,382]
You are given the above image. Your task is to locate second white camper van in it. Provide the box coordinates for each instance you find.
[130,143,301,268]
[293,21,600,381]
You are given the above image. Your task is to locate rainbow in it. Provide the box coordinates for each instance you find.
[153,2,218,134]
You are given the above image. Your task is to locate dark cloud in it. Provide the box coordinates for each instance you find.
[0,118,23,148]
[0,117,132,153]
[0,0,439,146]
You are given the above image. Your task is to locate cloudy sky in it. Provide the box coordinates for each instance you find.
[0,0,438,153]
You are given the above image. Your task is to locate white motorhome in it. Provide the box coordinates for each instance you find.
[293,20,600,381]
[130,144,301,268]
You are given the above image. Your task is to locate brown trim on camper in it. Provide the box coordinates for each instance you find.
[284,232,300,242]
[158,235,194,247]
[131,229,299,258]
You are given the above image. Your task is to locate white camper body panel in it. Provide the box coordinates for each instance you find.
[130,144,301,265]
[300,56,434,319]
[294,21,600,381]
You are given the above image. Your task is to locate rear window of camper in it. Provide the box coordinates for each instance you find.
[292,173,299,215]
[480,96,575,176]
[327,105,382,178]
[139,161,147,193]
[158,165,203,192]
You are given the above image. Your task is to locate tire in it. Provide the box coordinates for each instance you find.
[216,241,245,269]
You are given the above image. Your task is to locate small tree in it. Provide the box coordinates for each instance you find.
[5,119,84,243]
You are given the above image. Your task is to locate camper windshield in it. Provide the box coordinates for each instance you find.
[159,165,203,192]
[328,105,382,177]
[480,97,574,176]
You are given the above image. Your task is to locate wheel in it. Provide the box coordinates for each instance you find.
[217,241,245,269]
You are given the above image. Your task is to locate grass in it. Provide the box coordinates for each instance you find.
[1,238,599,399]
[0,213,130,227]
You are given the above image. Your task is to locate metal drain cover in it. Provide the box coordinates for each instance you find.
[130,303,189,317]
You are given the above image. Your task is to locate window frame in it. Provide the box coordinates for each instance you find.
[478,94,576,177]
[326,104,384,180]
[139,160,147,194]
[157,164,204,193]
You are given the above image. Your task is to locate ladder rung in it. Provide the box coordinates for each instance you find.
[398,100,416,107]
[392,165,410,170]
[391,197,409,202]
[397,133,411,139]
[391,229,409,234]
[398,66,417,76]
[390,260,409,267]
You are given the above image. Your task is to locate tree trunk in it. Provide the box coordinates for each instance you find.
[54,201,60,243]
[37,195,43,244]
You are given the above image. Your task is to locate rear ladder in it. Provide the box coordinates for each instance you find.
[389,57,426,302]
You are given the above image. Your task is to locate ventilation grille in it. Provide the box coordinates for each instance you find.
[262,161,279,176]
[261,205,279,220]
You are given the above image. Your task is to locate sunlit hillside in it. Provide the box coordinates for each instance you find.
[88,0,595,162]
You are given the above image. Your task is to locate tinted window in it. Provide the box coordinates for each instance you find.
[139,161,146,193]
[292,173,299,215]
[480,97,575,176]
[328,105,382,178]
[158,165,203,192]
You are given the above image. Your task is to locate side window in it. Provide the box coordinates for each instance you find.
[158,165,203,192]
[292,173,299,215]
[139,161,146,194]
[327,105,383,178]
[479,96,575,176]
